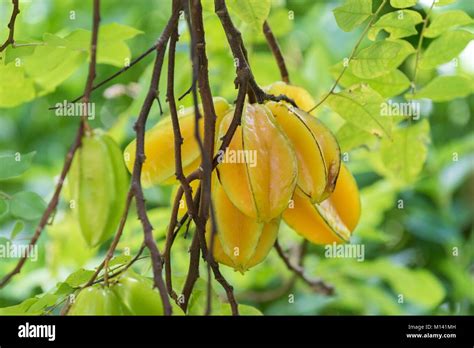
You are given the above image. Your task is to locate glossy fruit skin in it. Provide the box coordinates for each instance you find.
[216,103,298,223]
[207,174,279,272]
[111,273,164,315]
[123,97,230,187]
[70,130,128,248]
[283,164,360,244]
[69,272,184,316]
[69,286,127,315]
[264,81,316,112]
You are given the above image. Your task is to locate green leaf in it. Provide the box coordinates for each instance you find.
[10,191,46,221]
[351,39,415,78]
[424,10,473,38]
[27,294,59,313]
[419,30,474,69]
[64,268,95,288]
[0,199,9,218]
[326,84,392,137]
[434,0,456,6]
[390,0,417,8]
[332,63,411,97]
[0,151,36,180]
[0,63,36,108]
[336,123,377,152]
[23,34,87,93]
[407,75,473,101]
[108,254,132,268]
[10,220,25,240]
[369,10,423,40]
[350,259,445,309]
[333,0,373,32]
[100,23,143,41]
[0,298,38,315]
[384,268,445,309]
[64,23,143,67]
[227,0,271,32]
[54,282,75,296]
[187,278,222,315]
[373,119,430,184]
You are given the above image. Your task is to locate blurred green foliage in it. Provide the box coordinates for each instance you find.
[0,0,473,315]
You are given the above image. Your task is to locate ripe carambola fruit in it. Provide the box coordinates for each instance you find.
[267,101,341,203]
[123,97,230,187]
[216,103,298,223]
[69,286,126,315]
[264,81,316,112]
[70,130,128,248]
[283,164,360,244]
[206,175,279,272]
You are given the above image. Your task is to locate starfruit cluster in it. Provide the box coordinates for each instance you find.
[69,130,129,248]
[123,82,361,273]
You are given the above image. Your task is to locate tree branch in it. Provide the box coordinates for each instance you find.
[129,6,182,315]
[262,21,290,83]
[274,240,334,295]
[214,0,296,108]
[0,0,20,53]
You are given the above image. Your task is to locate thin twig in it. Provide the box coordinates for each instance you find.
[307,0,388,113]
[0,0,20,53]
[48,45,163,110]
[214,0,296,108]
[274,240,334,295]
[262,21,290,83]
[130,6,181,315]
[411,0,436,94]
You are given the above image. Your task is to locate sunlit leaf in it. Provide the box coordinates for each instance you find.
[0,152,36,180]
[336,123,377,152]
[10,220,25,240]
[10,191,46,221]
[23,34,87,93]
[326,84,392,137]
[227,0,271,32]
[424,10,473,38]
[369,10,423,40]
[64,268,95,288]
[333,0,373,32]
[373,119,430,184]
[407,75,473,102]
[0,64,36,108]
[419,30,474,69]
[332,63,411,97]
[390,0,417,8]
[434,0,456,6]
[351,39,415,78]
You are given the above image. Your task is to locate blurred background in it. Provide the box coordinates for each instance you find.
[0,0,472,315]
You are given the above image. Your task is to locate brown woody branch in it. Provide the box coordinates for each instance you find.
[274,240,334,295]
[0,0,20,53]
[214,0,296,108]
[129,6,182,315]
[262,21,290,84]
[179,0,239,316]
